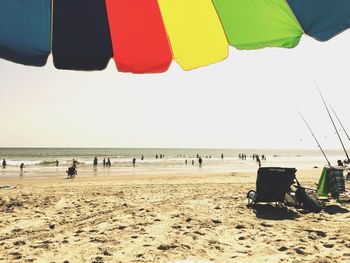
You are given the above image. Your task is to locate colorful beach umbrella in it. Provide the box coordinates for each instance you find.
[0,0,51,66]
[52,0,112,71]
[0,0,349,73]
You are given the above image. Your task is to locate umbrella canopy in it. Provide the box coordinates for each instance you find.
[1,0,349,73]
[0,0,51,66]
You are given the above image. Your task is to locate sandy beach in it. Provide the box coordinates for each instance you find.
[1,168,350,263]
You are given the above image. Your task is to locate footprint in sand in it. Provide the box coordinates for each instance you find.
[193,231,205,236]
[9,252,22,260]
[91,256,104,263]
[103,250,112,256]
[212,219,222,224]
[305,229,327,238]
[294,247,307,255]
[157,244,177,251]
[323,243,334,248]
[13,240,26,246]
[278,246,288,251]
[260,222,273,227]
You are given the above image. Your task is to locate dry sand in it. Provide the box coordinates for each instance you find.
[0,169,350,263]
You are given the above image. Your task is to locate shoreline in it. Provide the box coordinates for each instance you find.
[0,167,324,185]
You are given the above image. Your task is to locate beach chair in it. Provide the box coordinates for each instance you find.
[247,167,297,206]
[317,166,345,199]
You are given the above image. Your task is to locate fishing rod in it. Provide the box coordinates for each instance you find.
[330,104,350,143]
[315,82,350,163]
[298,110,331,166]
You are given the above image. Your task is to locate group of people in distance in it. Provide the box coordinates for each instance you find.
[2,159,25,172]
[93,157,112,168]
[238,153,247,160]
[184,156,203,167]
[184,153,226,167]
[3,152,267,179]
[252,154,266,167]
[155,154,165,159]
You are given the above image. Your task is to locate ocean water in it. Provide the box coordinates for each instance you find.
[0,148,347,178]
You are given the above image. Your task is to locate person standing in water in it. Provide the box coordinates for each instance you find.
[20,163,24,171]
[56,160,59,167]
[103,158,106,167]
[221,153,224,159]
[93,156,98,167]
[141,155,144,161]
[2,159,6,169]
[132,158,136,167]
[107,158,111,167]
[198,157,203,167]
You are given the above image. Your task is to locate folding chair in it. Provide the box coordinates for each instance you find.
[247,167,297,206]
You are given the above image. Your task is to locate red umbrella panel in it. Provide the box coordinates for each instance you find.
[105,0,172,73]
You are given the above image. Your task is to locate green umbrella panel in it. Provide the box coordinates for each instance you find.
[212,0,303,50]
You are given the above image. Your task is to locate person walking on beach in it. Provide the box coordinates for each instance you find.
[93,156,98,167]
[2,159,6,169]
[185,160,188,165]
[256,155,261,167]
[132,158,136,167]
[221,153,224,159]
[192,160,194,165]
[198,157,203,167]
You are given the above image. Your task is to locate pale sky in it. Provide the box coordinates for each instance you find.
[0,32,350,149]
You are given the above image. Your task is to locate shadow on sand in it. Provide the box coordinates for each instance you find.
[323,204,349,215]
[250,204,299,220]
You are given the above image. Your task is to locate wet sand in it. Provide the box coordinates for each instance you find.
[0,169,350,262]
